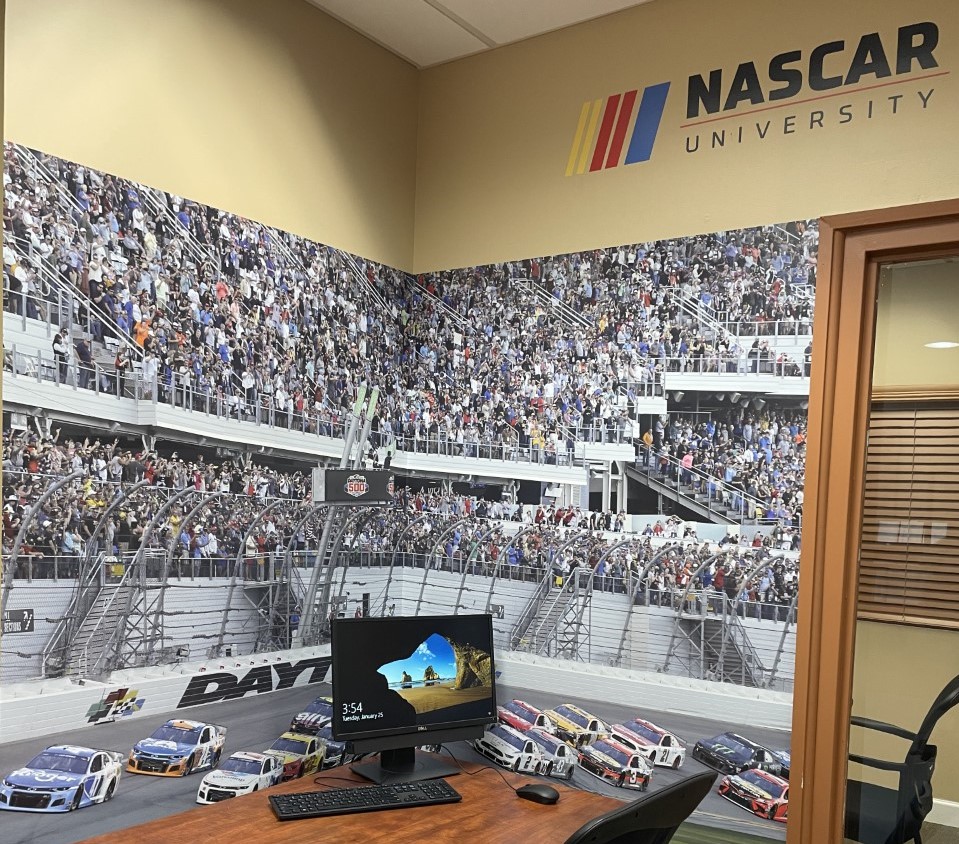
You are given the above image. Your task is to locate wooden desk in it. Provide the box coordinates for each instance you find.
[79,761,623,844]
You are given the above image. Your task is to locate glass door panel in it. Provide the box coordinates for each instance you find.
[845,257,959,844]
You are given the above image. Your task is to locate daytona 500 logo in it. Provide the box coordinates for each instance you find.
[177,656,331,708]
[345,474,369,498]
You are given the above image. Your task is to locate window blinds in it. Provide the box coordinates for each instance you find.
[859,401,959,628]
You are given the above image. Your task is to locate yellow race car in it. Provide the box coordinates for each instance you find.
[263,731,326,780]
[542,703,610,748]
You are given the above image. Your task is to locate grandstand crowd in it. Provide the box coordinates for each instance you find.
[3,144,816,463]
[640,407,806,527]
[2,426,798,620]
[2,144,814,620]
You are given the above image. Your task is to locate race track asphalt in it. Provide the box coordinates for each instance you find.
[0,682,789,843]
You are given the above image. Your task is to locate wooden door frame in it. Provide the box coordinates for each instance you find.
[788,199,959,844]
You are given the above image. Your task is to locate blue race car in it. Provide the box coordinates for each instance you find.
[0,745,123,812]
[315,725,347,769]
[691,732,787,778]
[127,718,227,776]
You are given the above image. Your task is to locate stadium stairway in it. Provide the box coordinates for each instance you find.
[510,572,593,659]
[66,581,135,679]
[625,461,753,526]
[672,613,766,688]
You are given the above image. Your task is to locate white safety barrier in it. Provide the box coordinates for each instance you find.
[0,645,331,742]
[497,652,793,731]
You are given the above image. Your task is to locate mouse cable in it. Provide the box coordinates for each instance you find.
[437,744,525,794]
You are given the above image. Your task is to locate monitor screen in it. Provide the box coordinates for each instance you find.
[331,613,497,783]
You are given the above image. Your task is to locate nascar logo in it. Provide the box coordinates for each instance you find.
[345,474,369,498]
[566,82,670,176]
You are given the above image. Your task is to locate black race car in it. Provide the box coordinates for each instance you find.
[289,696,334,736]
[770,748,791,779]
[691,732,787,777]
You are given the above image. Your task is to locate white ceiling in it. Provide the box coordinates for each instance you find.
[304,0,655,68]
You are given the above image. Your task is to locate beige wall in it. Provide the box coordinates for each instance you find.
[8,0,959,274]
[4,0,419,269]
[850,621,959,802]
[414,0,959,271]
[874,259,959,388]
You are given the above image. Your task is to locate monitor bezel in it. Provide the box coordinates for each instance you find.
[330,612,497,745]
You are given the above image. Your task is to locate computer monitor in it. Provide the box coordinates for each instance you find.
[331,613,497,784]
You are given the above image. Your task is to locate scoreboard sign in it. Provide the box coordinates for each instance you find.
[3,609,35,634]
[313,469,394,504]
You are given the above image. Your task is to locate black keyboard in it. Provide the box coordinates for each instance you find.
[268,778,462,821]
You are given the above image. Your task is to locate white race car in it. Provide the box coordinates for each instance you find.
[472,723,546,774]
[525,728,577,780]
[610,718,686,769]
[196,751,283,804]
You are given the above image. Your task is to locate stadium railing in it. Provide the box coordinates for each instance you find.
[633,445,789,526]
[3,346,596,467]
[658,354,808,377]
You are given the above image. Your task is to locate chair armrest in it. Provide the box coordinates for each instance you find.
[848,753,908,773]
[850,716,917,742]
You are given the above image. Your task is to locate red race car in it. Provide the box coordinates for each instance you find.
[718,768,789,823]
[496,699,552,733]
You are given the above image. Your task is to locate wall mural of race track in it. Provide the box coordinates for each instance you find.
[0,683,788,843]
[3,139,811,840]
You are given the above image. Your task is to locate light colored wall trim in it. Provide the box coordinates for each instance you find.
[929,799,959,828]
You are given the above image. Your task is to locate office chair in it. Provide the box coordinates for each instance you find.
[562,771,717,844]
[845,673,959,844]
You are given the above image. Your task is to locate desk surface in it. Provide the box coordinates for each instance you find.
[79,760,623,844]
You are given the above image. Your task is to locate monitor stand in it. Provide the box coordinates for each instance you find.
[350,747,459,785]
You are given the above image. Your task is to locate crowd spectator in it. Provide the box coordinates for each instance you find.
[638,406,806,527]
[3,143,816,466]
[3,422,799,626]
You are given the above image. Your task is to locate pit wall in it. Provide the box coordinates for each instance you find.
[1,566,796,688]
[0,567,795,738]
[0,644,789,743]
[0,646,333,741]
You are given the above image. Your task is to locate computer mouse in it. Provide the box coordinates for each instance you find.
[516,783,560,805]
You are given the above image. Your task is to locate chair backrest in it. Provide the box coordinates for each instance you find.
[562,772,717,844]
[912,674,959,756]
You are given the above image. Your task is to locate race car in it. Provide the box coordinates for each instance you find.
[315,725,347,770]
[497,699,553,733]
[770,748,791,779]
[691,732,787,777]
[196,752,282,804]
[525,728,577,780]
[610,718,686,769]
[289,695,334,736]
[472,723,547,774]
[264,732,325,780]
[718,768,789,822]
[577,737,653,791]
[542,703,609,748]
[0,745,123,812]
[127,719,227,777]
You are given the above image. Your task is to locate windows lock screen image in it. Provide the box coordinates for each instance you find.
[332,615,496,737]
